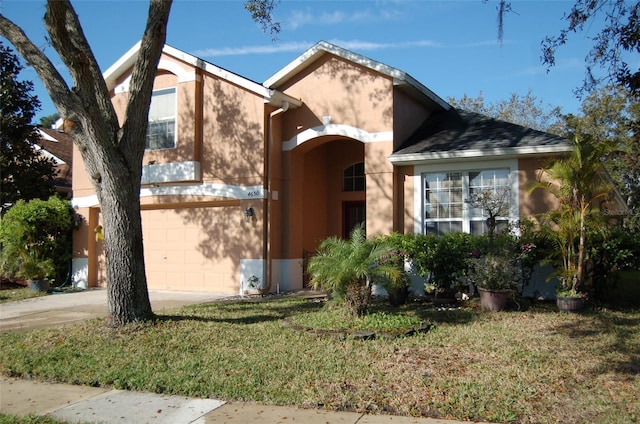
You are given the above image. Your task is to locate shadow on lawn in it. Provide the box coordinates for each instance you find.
[155,298,326,325]
[155,296,481,328]
[554,310,640,378]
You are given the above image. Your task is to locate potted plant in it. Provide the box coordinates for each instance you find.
[243,274,266,296]
[555,272,587,312]
[0,197,73,291]
[529,136,618,311]
[467,253,519,311]
[18,251,56,292]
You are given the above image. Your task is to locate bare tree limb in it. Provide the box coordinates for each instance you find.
[0,14,75,118]
[122,0,173,168]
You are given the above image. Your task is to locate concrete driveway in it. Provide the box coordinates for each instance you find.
[0,289,228,334]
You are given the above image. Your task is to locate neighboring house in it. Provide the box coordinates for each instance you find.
[71,40,584,293]
[35,124,73,198]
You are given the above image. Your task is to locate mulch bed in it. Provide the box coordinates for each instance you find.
[0,279,26,290]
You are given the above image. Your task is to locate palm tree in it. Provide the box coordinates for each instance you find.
[307,224,403,317]
[530,136,617,294]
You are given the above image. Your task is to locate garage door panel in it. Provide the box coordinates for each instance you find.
[142,207,242,293]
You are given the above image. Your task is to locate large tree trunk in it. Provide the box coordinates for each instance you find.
[100,163,153,325]
[0,0,173,325]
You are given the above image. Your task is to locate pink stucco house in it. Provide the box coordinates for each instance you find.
[71,41,573,294]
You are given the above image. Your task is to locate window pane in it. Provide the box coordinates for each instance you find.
[424,172,462,221]
[343,162,365,192]
[425,221,462,236]
[146,120,175,149]
[423,169,512,236]
[146,88,176,150]
[468,169,510,219]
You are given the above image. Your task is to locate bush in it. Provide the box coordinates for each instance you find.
[375,233,412,305]
[0,196,73,283]
[404,232,473,297]
[584,226,640,300]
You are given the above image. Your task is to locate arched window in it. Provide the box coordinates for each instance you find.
[343,162,365,192]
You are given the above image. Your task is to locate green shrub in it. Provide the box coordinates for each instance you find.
[584,226,640,300]
[0,196,73,283]
[404,232,473,297]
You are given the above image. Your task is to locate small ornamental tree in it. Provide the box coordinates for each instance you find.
[530,136,617,296]
[308,224,403,317]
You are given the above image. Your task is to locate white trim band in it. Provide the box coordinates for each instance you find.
[72,184,266,208]
[283,124,392,151]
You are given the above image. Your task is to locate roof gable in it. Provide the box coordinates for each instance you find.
[263,41,449,111]
[390,108,571,164]
[103,42,301,108]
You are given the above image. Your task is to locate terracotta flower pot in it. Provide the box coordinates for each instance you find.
[478,287,510,312]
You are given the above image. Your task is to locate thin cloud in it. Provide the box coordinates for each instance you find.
[327,39,443,51]
[193,39,443,59]
[284,7,403,31]
[192,42,315,57]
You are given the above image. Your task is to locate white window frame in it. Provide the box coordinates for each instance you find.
[413,159,519,235]
[146,87,177,150]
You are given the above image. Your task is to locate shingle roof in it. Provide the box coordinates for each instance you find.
[36,128,73,191]
[389,108,571,164]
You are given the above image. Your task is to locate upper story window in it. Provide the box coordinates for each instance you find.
[146,88,176,150]
[343,162,365,192]
[423,168,513,236]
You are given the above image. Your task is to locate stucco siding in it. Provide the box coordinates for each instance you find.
[200,74,266,185]
[277,55,394,140]
[518,157,561,218]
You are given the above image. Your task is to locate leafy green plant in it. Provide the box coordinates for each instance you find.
[307,224,403,317]
[583,226,640,300]
[0,196,73,283]
[530,136,619,296]
[404,232,473,298]
[467,253,519,290]
[374,233,412,305]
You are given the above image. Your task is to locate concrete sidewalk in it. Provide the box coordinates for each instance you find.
[1,377,481,424]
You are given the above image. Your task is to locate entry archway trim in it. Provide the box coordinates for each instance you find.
[282,124,392,151]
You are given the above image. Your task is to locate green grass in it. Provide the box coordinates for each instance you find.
[0,287,46,304]
[0,414,69,424]
[290,300,425,333]
[1,297,639,424]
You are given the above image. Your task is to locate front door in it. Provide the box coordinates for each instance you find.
[342,201,366,238]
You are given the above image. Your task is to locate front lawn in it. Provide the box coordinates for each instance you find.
[0,284,46,304]
[0,297,638,424]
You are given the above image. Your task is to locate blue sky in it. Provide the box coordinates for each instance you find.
[2,0,603,123]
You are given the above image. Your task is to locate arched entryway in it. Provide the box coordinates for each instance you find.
[288,137,365,288]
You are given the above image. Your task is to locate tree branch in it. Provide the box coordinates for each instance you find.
[122,0,173,161]
[44,0,118,138]
[0,13,75,118]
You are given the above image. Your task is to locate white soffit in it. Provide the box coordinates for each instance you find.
[389,144,573,165]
